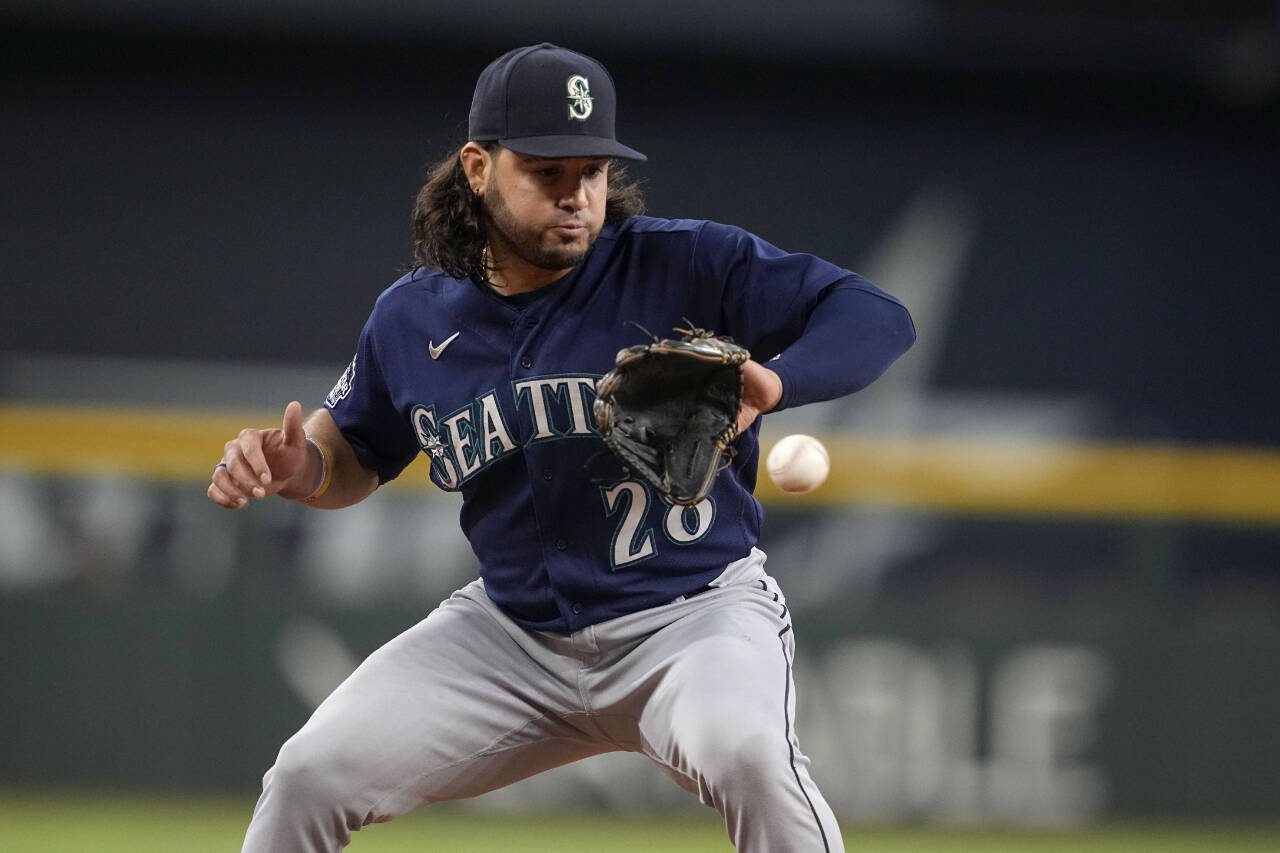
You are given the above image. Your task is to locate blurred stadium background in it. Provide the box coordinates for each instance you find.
[2,1,1278,849]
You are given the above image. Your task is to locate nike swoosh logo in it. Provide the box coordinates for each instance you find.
[429,331,461,360]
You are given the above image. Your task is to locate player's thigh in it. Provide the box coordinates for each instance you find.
[633,587,798,776]
[271,585,591,804]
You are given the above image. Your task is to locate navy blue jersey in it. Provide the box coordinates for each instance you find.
[326,215,914,631]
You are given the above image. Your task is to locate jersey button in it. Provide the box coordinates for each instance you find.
[526,316,538,327]
[571,603,584,615]
[542,467,553,480]
[555,537,568,550]
[520,355,533,369]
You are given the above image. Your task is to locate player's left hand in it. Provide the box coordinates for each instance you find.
[738,359,783,435]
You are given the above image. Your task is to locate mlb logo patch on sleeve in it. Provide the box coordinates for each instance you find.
[326,355,357,408]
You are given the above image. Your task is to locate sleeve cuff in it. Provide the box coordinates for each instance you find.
[762,357,798,414]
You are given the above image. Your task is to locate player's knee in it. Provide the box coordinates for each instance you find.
[689,710,789,789]
[263,736,352,812]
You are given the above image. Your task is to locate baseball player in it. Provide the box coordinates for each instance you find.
[209,43,915,852]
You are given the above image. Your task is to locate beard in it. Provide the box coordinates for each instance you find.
[481,183,599,272]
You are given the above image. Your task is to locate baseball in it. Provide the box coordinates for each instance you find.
[765,434,830,494]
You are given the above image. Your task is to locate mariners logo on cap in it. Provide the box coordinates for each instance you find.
[566,75,593,121]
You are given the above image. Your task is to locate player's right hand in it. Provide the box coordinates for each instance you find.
[208,401,311,509]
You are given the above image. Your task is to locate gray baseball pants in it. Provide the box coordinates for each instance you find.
[241,548,843,852]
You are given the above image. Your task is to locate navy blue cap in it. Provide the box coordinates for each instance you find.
[468,43,647,162]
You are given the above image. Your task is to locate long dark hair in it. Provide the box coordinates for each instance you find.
[409,142,646,282]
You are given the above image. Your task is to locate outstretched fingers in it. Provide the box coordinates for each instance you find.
[207,401,314,509]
